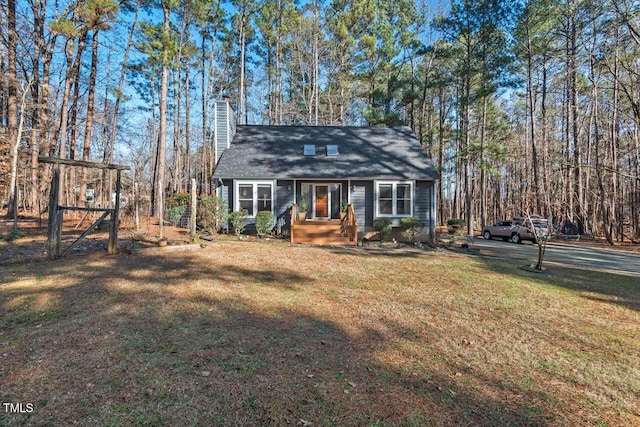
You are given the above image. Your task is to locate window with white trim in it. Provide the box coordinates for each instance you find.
[236,181,273,217]
[375,181,413,217]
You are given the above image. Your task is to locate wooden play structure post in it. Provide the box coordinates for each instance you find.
[39,156,130,259]
[190,178,197,241]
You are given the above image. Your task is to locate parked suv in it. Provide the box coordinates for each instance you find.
[515,216,551,243]
[483,216,551,244]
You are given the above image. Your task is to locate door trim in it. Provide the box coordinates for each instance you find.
[303,183,342,220]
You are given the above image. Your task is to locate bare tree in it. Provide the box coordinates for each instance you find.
[5,0,18,219]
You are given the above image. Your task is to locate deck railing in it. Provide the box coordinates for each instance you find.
[291,203,298,243]
[341,204,358,244]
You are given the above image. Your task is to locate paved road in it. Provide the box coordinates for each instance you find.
[468,237,640,278]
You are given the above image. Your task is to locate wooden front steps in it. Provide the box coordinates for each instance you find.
[291,220,356,245]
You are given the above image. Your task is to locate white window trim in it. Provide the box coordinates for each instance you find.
[374,180,414,218]
[235,181,274,218]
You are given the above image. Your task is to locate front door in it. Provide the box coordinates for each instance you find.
[315,185,329,218]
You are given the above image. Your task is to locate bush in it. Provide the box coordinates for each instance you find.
[167,205,186,224]
[197,196,229,234]
[255,211,274,236]
[447,218,466,235]
[400,217,422,243]
[229,210,247,237]
[166,193,190,208]
[1,229,24,242]
[298,192,307,212]
[373,218,393,242]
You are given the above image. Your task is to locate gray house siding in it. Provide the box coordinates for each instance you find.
[220,184,230,208]
[218,178,435,238]
[214,101,236,163]
[276,180,294,231]
[418,180,436,241]
[221,184,230,231]
[414,180,434,230]
[350,181,374,228]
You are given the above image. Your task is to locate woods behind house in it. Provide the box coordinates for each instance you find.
[1,0,639,243]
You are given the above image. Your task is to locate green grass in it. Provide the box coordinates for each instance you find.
[1,240,638,426]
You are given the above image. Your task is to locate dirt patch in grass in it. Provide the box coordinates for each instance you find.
[0,214,194,264]
[1,239,639,426]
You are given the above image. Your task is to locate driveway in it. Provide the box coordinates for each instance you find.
[468,237,640,278]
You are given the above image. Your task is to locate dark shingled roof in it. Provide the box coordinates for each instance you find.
[213,125,440,180]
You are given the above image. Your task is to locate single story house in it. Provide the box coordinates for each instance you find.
[212,101,440,245]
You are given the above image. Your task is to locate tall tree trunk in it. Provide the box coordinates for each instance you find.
[527,32,541,215]
[590,42,613,244]
[29,0,45,213]
[481,94,490,229]
[101,60,111,207]
[5,0,18,218]
[107,0,139,206]
[68,38,85,204]
[563,14,573,225]
[36,1,56,211]
[30,80,40,212]
[154,1,171,237]
[53,28,87,208]
[438,87,445,227]
[79,29,100,207]
[149,73,158,214]
[185,60,191,188]
[172,66,182,193]
[540,55,551,217]
[568,2,583,232]
[238,13,246,124]
[464,43,473,236]
[201,37,208,194]
[610,28,621,240]
[313,0,320,125]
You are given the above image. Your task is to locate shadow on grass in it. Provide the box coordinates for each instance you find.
[2,249,560,426]
[326,245,425,258]
[477,255,640,312]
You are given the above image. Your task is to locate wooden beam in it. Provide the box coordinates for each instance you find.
[190,178,196,241]
[47,164,60,259]
[56,207,63,257]
[38,155,130,171]
[62,211,109,257]
[59,206,116,213]
[108,170,122,254]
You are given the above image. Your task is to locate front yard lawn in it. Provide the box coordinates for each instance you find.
[1,240,638,425]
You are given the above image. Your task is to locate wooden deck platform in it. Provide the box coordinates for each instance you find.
[290,220,355,245]
[290,204,358,246]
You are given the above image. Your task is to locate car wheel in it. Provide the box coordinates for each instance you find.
[483,231,491,240]
[511,234,521,244]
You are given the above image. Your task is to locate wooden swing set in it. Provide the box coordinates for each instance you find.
[39,156,130,259]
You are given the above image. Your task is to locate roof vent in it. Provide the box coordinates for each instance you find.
[304,144,316,156]
[326,145,339,156]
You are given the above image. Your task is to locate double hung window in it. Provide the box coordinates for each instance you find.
[376,181,412,217]
[237,182,273,217]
